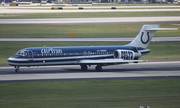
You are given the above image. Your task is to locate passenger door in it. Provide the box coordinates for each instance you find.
[27,50,33,61]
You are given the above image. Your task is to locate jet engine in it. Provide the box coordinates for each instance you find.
[114,50,141,60]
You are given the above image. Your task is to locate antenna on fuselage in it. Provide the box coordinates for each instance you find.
[43,45,46,48]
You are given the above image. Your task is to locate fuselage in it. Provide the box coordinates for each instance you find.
[7,45,146,67]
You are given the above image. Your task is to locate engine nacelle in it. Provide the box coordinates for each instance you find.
[114,50,141,60]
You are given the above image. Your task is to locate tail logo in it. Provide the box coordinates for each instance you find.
[141,32,149,44]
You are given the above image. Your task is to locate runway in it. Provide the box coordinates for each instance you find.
[1,6,180,9]
[1,8,180,14]
[0,17,180,25]
[0,60,180,83]
[1,37,180,42]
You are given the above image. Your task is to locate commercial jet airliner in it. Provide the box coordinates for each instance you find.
[7,25,178,72]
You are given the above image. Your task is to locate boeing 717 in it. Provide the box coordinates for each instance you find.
[7,25,178,72]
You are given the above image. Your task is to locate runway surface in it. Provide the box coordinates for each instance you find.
[0,60,180,83]
[1,37,180,42]
[0,17,180,25]
[1,8,180,14]
[1,6,180,9]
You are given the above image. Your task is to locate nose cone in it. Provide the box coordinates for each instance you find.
[7,56,14,66]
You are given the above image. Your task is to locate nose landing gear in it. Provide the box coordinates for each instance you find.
[14,66,20,73]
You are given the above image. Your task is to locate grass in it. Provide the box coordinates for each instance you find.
[0,23,179,38]
[0,79,180,108]
[1,42,180,65]
[141,42,180,60]
[1,11,180,19]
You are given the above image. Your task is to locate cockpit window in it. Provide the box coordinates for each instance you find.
[15,50,27,56]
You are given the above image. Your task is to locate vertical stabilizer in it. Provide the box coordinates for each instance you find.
[127,25,178,49]
[127,25,160,49]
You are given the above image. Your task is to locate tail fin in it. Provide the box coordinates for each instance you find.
[127,25,178,49]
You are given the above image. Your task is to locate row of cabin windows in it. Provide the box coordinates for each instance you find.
[34,52,114,57]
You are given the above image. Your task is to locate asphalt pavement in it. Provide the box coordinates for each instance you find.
[0,60,180,83]
[0,17,180,25]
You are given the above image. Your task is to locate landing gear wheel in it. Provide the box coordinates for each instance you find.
[95,65,102,71]
[15,66,20,73]
[15,68,19,73]
[81,65,88,71]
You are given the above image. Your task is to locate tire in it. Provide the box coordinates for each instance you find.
[81,65,88,71]
[15,69,19,73]
[95,65,102,71]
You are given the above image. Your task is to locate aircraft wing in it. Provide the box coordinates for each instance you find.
[79,59,144,64]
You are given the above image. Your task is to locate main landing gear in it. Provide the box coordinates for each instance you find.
[95,64,102,71]
[80,64,102,71]
[81,64,88,71]
[14,66,20,73]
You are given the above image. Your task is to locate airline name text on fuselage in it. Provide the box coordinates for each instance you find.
[41,48,63,54]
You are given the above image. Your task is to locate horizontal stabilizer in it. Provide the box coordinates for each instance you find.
[146,28,178,31]
[139,49,150,55]
[79,59,144,64]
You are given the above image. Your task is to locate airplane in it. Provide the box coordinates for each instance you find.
[7,25,178,72]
